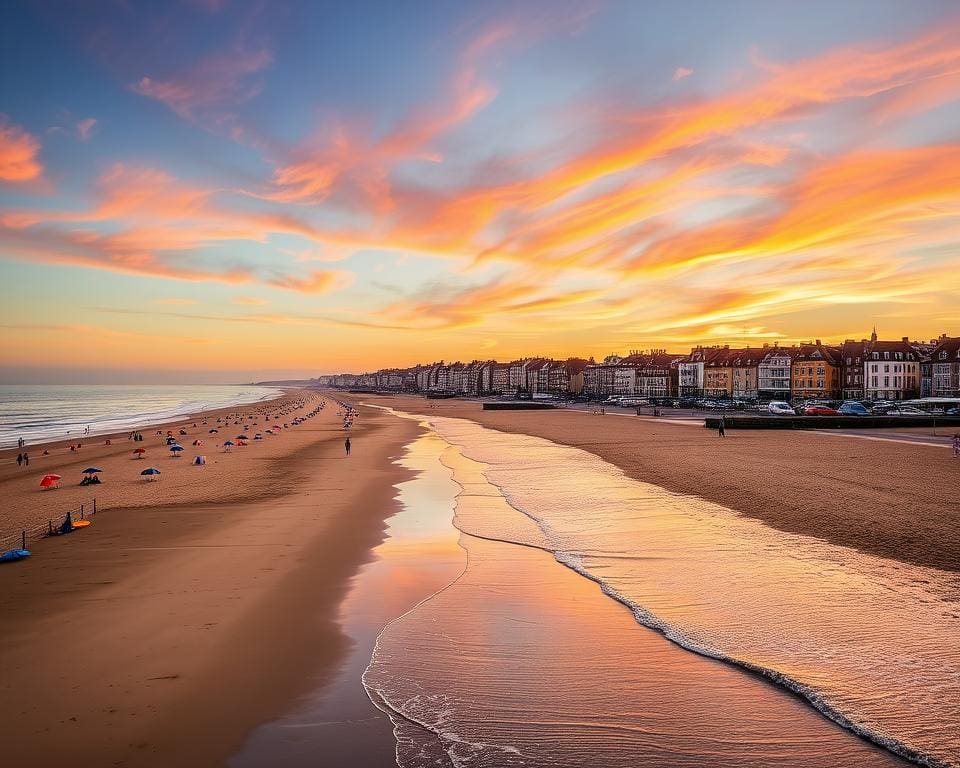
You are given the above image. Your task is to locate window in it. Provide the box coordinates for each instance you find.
[884,376,889,387]
[884,364,890,373]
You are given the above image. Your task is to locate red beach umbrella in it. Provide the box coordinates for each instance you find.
[133,447,147,457]
[40,474,62,489]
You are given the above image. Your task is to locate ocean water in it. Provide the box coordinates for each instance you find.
[0,384,284,448]
[365,413,958,768]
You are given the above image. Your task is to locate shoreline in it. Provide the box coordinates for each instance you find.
[367,393,960,573]
[0,385,289,453]
[0,396,420,766]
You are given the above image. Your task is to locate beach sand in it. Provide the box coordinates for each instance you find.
[369,395,960,572]
[2,389,956,767]
[0,393,419,767]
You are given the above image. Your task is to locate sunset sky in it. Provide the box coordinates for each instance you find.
[1,0,959,383]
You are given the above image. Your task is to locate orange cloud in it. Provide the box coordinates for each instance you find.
[0,116,43,182]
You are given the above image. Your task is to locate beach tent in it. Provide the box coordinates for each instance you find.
[39,474,62,489]
[133,447,146,457]
[140,467,161,480]
[193,455,206,465]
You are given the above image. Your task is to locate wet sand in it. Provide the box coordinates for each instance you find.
[369,395,960,572]
[364,424,910,767]
[0,399,419,767]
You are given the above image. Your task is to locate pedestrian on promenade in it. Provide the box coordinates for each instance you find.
[345,436,351,457]
[23,452,29,466]
[16,453,23,467]
[718,417,726,437]
[953,433,960,458]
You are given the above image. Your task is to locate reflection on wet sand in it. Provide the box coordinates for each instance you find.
[232,431,464,767]
[365,432,908,767]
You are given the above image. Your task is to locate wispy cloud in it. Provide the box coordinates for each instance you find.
[672,66,693,81]
[131,42,272,121]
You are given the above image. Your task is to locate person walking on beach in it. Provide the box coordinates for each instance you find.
[16,453,23,467]
[718,416,726,438]
[344,436,351,457]
[953,433,960,458]
[22,452,29,467]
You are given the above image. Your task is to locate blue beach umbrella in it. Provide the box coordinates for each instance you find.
[81,467,103,475]
[140,467,161,479]
[169,445,184,455]
[223,440,235,446]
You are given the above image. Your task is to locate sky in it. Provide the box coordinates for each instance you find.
[1,0,958,383]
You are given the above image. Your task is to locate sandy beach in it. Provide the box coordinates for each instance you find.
[2,390,957,767]
[370,395,960,572]
[0,392,419,766]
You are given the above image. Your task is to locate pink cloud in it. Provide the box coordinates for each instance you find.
[673,66,694,81]
[0,116,43,182]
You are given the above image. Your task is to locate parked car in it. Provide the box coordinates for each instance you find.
[767,401,795,415]
[887,406,926,416]
[802,405,840,416]
[838,401,870,416]
[947,407,960,416]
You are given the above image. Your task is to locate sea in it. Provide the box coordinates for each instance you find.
[0,384,284,449]
[360,412,958,768]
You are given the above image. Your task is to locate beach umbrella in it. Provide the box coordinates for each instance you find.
[237,440,248,446]
[236,434,249,440]
[133,447,146,457]
[141,467,161,480]
[40,473,62,488]
[193,455,206,465]
[209,428,219,434]
[169,445,184,455]
[81,467,103,475]
[223,440,235,445]
[254,434,263,440]
[192,439,202,446]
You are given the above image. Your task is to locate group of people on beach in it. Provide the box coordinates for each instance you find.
[15,452,30,467]
[128,431,145,442]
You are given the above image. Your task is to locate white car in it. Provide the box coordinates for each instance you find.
[767,401,795,415]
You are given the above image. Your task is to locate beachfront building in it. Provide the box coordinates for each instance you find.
[636,352,678,398]
[758,346,798,401]
[729,348,766,399]
[841,340,869,400]
[863,337,921,401]
[703,347,736,398]
[490,363,510,394]
[791,341,841,401]
[930,337,960,397]
[679,346,723,397]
